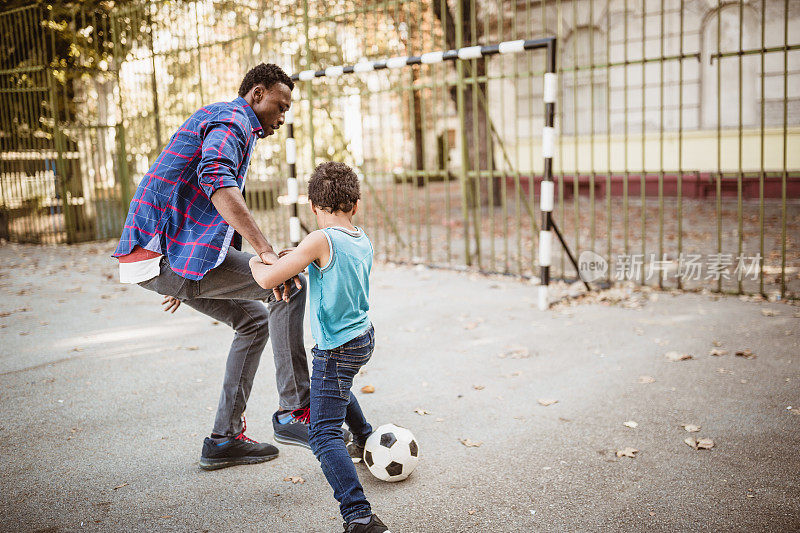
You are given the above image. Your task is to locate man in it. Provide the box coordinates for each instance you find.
[113,63,313,470]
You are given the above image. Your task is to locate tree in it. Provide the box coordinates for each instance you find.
[433,0,499,206]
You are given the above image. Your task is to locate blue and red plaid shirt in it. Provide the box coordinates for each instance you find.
[113,97,265,280]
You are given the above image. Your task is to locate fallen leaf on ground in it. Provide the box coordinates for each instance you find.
[498,346,530,359]
[683,424,701,432]
[459,438,482,447]
[665,351,693,362]
[537,399,558,407]
[112,483,128,490]
[735,350,756,359]
[712,339,723,347]
[467,509,476,515]
[709,348,728,356]
[283,476,305,484]
[463,322,479,330]
[623,421,638,428]
[473,385,485,390]
[638,375,656,384]
[414,408,430,415]
[616,447,639,458]
[761,309,778,317]
[360,385,375,394]
[684,437,715,450]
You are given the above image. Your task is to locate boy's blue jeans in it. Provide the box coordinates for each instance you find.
[309,324,375,523]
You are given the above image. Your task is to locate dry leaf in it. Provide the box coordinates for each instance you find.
[712,340,723,347]
[684,437,715,450]
[761,309,778,317]
[467,509,476,515]
[616,447,639,458]
[283,476,305,484]
[112,482,128,490]
[360,385,375,394]
[414,408,430,415]
[473,385,485,390]
[638,375,656,384]
[537,399,558,407]
[459,438,482,447]
[709,348,728,356]
[464,322,479,330]
[623,421,638,428]
[735,350,756,359]
[499,346,530,359]
[683,424,701,432]
[665,351,693,362]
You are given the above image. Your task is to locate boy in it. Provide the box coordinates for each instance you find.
[249,162,390,533]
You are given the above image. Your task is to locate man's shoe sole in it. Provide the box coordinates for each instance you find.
[273,432,312,450]
[199,453,278,471]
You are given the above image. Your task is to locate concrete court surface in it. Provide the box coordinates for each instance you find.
[0,241,798,532]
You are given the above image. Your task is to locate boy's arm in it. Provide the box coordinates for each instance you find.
[249,231,328,297]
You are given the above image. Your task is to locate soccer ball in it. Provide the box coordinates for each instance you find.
[363,423,419,482]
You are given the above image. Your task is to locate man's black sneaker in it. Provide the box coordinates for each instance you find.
[273,408,353,450]
[199,427,279,471]
[273,408,311,449]
[344,514,391,533]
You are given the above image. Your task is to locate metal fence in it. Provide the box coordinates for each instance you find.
[0,0,797,298]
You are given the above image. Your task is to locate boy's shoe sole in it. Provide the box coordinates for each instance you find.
[199,452,278,471]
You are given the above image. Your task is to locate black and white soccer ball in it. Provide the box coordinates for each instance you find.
[363,423,419,482]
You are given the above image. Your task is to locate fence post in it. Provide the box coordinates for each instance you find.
[45,6,75,244]
[454,0,471,266]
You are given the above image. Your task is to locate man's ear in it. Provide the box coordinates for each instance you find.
[309,200,317,215]
[352,199,360,217]
[252,84,263,103]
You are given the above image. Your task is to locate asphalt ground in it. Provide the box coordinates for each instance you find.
[0,241,798,532]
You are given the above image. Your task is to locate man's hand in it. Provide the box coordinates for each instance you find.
[259,250,279,265]
[252,251,302,302]
[161,296,181,313]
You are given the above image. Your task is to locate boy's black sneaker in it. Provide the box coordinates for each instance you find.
[273,407,353,450]
[199,429,279,471]
[344,514,391,533]
[346,439,365,461]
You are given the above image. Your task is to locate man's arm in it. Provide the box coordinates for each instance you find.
[210,186,277,263]
[197,116,277,264]
[250,231,327,297]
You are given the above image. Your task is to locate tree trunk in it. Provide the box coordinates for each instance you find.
[433,0,500,206]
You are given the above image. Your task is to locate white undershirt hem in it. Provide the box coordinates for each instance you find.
[119,256,162,284]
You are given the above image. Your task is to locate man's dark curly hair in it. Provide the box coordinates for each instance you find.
[238,63,294,97]
[308,162,360,213]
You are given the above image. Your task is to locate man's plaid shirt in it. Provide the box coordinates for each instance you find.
[113,97,265,280]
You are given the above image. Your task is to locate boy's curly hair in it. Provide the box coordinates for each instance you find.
[308,162,360,213]
[238,63,294,97]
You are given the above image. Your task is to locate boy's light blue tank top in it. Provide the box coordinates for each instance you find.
[308,226,373,350]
